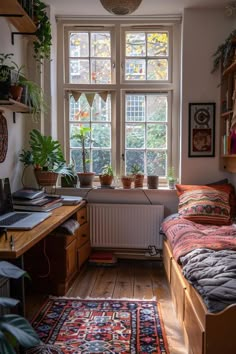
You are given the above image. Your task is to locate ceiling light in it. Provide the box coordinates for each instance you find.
[100,0,142,15]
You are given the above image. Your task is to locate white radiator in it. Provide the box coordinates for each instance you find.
[88,203,164,249]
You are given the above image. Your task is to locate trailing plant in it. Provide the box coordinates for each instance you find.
[212,29,236,73]
[33,0,52,63]
[0,261,40,353]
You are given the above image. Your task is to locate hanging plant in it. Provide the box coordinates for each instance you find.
[33,0,52,63]
[212,29,236,73]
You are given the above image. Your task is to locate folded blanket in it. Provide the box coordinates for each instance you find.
[180,248,236,312]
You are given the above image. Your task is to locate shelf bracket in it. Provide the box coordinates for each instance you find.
[13,112,16,124]
[11,31,36,45]
[0,14,23,17]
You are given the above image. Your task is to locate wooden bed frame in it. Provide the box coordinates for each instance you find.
[163,239,236,354]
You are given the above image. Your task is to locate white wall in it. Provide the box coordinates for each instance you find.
[181,8,235,185]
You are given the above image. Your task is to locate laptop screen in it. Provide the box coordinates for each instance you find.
[0,178,14,215]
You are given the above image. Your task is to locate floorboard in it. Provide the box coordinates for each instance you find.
[26,259,187,354]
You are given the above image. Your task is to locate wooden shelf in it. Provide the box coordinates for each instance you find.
[0,98,30,113]
[0,0,36,33]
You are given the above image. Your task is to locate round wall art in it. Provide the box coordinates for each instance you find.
[0,112,8,163]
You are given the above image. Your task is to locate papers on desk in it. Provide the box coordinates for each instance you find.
[59,195,83,205]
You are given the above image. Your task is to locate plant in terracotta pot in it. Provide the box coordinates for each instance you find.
[9,61,25,101]
[130,163,144,188]
[19,129,73,188]
[70,126,95,188]
[99,164,114,187]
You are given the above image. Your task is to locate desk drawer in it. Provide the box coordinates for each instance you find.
[77,207,87,225]
[77,223,89,247]
[78,241,91,269]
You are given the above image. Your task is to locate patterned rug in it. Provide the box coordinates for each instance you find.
[30,298,169,354]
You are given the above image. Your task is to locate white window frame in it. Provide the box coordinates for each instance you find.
[58,19,181,186]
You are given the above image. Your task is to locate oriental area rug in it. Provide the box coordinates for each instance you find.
[29,298,169,354]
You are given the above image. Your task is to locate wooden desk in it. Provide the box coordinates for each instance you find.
[0,202,86,315]
[0,203,84,259]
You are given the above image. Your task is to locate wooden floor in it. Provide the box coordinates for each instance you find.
[26,259,187,354]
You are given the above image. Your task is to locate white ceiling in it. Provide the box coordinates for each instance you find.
[44,0,233,17]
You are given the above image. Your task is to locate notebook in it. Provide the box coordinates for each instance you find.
[0,178,52,230]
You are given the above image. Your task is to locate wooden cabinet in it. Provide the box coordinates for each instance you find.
[220,51,236,172]
[24,202,91,295]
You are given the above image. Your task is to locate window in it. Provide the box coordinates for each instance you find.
[62,21,180,184]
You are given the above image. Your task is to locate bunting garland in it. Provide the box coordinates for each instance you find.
[69,91,109,104]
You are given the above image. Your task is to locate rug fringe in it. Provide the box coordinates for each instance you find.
[48,295,157,301]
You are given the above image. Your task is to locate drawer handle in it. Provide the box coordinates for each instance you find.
[82,234,87,237]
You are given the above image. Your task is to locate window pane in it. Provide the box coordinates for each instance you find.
[126,124,145,148]
[70,32,89,57]
[70,59,89,84]
[93,150,111,173]
[70,95,90,121]
[126,32,146,57]
[91,32,111,57]
[147,59,168,80]
[91,59,111,84]
[147,96,167,122]
[126,95,145,122]
[125,93,168,176]
[147,32,168,56]
[147,151,167,176]
[92,95,111,121]
[126,151,144,174]
[92,123,111,148]
[125,59,146,80]
[147,124,167,149]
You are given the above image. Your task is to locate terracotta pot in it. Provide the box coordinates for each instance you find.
[9,85,23,101]
[99,174,113,186]
[121,176,133,189]
[78,172,95,188]
[34,170,58,187]
[134,174,144,188]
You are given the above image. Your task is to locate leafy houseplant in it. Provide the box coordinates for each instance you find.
[130,163,144,188]
[19,129,73,187]
[0,53,15,100]
[33,0,52,63]
[61,159,78,188]
[70,126,95,188]
[0,261,40,353]
[212,29,236,73]
[99,164,114,187]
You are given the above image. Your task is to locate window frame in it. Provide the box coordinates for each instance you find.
[60,20,180,186]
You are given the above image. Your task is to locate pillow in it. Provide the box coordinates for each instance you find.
[175,184,232,225]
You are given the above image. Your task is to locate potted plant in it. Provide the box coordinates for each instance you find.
[33,0,52,63]
[61,158,78,188]
[70,126,95,188]
[167,166,177,189]
[130,163,144,188]
[19,129,73,187]
[212,29,236,73]
[99,164,114,187]
[9,61,25,102]
[0,260,40,353]
[0,53,14,100]
[19,77,47,121]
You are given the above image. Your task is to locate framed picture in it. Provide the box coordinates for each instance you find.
[188,102,215,157]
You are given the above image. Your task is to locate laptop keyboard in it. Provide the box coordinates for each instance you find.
[0,213,30,225]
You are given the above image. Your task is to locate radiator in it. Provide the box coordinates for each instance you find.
[88,203,164,249]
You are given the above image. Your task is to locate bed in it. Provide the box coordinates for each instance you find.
[161,183,236,354]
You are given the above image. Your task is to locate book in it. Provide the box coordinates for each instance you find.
[13,202,63,212]
[60,195,83,205]
[13,195,62,207]
[12,188,45,200]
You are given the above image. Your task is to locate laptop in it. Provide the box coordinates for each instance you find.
[0,178,52,230]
